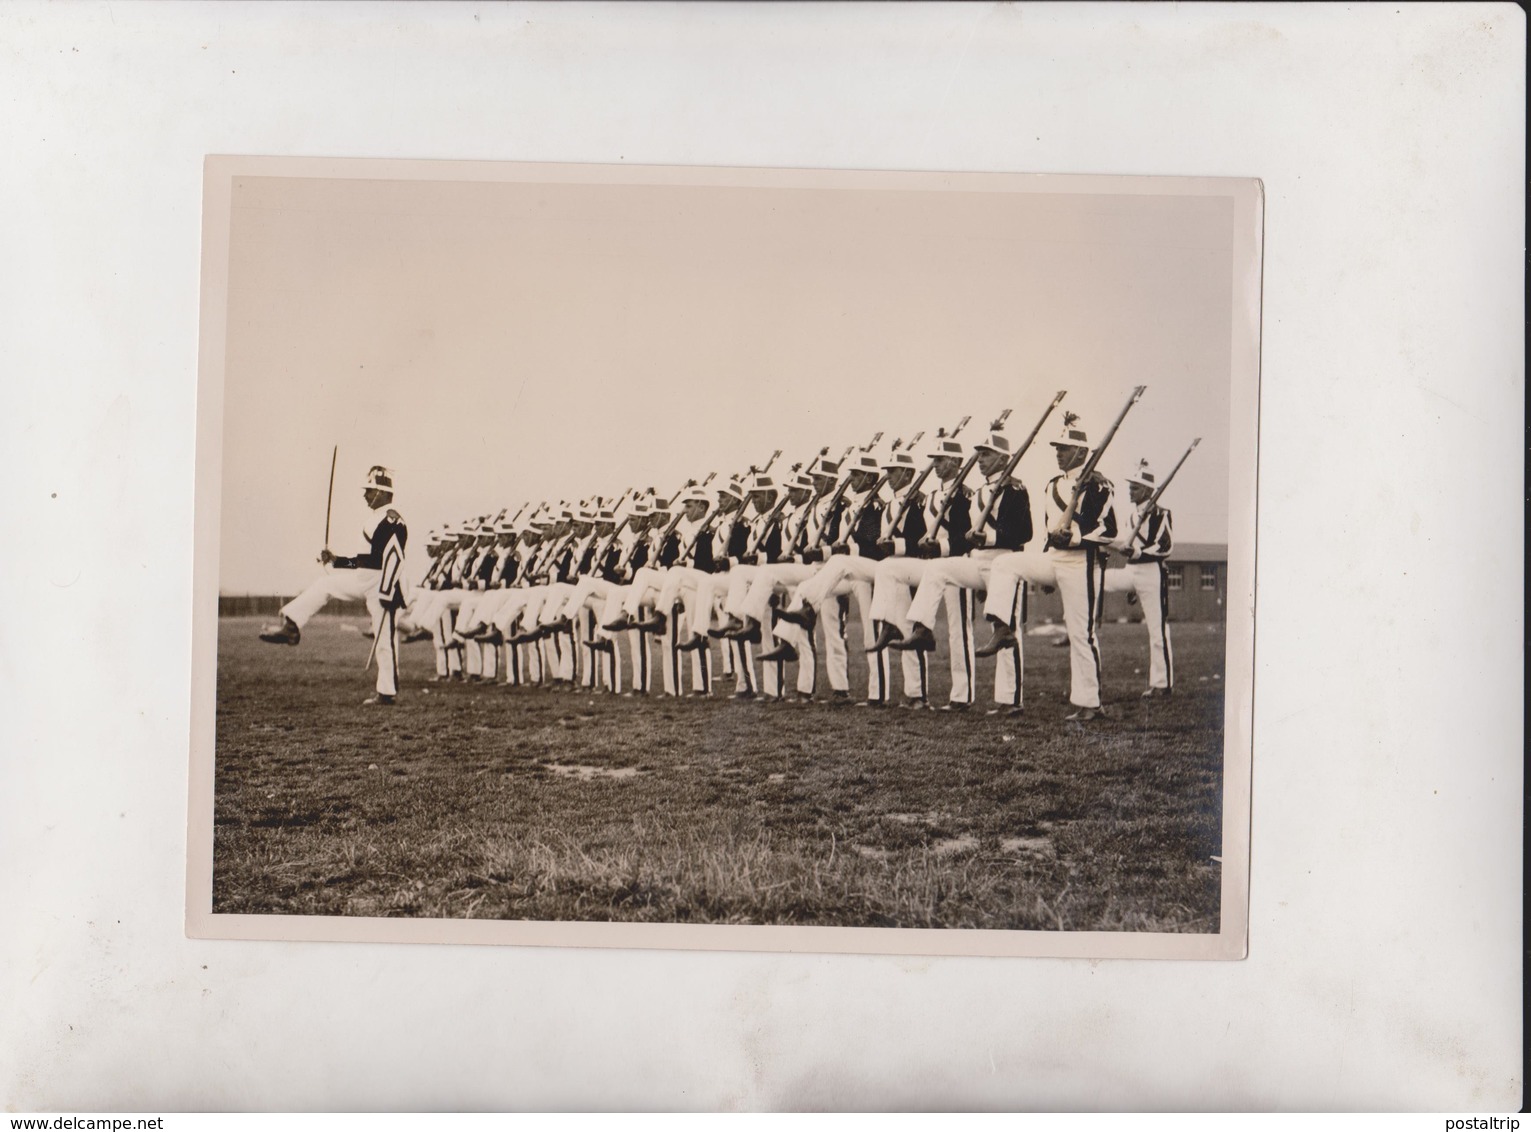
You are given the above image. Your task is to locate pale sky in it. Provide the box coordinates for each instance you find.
[219,171,1234,594]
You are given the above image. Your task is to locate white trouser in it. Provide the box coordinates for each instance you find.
[1103,562,1173,690]
[490,587,546,634]
[539,626,572,683]
[597,583,631,629]
[468,588,516,631]
[739,563,815,623]
[736,564,814,696]
[404,588,457,676]
[417,590,470,674]
[988,548,1103,709]
[412,588,460,636]
[721,566,762,618]
[565,578,630,690]
[455,590,491,633]
[870,556,972,704]
[724,637,780,697]
[369,603,400,696]
[791,554,918,701]
[454,591,495,677]
[536,582,578,628]
[279,568,398,695]
[685,569,731,637]
[653,567,709,634]
[910,550,1019,708]
[620,567,669,619]
[638,568,717,695]
[394,587,424,636]
[282,566,379,627]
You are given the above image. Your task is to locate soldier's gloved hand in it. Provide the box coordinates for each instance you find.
[739,552,758,567]
[829,543,848,557]
[876,539,896,556]
[717,559,732,572]
[802,548,824,564]
[1127,548,1143,563]
[917,539,940,560]
[318,548,335,565]
[1046,530,1073,551]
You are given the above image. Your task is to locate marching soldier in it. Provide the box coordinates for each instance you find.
[468,514,522,684]
[484,508,556,684]
[1101,459,1175,697]
[259,465,408,706]
[775,447,926,706]
[727,468,821,701]
[403,529,453,680]
[712,472,792,700]
[656,482,719,695]
[864,433,981,710]
[683,478,756,696]
[979,413,1119,720]
[884,427,1034,715]
[455,520,501,681]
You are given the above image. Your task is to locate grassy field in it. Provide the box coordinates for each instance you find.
[213,614,1226,932]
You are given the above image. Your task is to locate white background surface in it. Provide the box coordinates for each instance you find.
[1,1,1522,1111]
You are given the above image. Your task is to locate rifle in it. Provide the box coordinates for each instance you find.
[418,543,450,588]
[687,452,784,562]
[590,487,639,565]
[812,431,885,549]
[1125,437,1200,546]
[614,486,674,574]
[457,525,489,590]
[844,433,923,539]
[743,462,805,557]
[529,503,580,583]
[884,415,974,536]
[914,409,1011,552]
[678,472,747,564]
[652,472,715,551]
[510,535,546,588]
[1052,385,1147,539]
[971,391,1068,536]
[785,446,842,551]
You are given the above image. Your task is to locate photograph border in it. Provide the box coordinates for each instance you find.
[187,154,1262,961]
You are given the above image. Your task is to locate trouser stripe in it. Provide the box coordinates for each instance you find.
[1085,546,1102,691]
[873,622,887,703]
[1159,560,1173,689]
[387,607,397,693]
[958,589,973,704]
[669,609,680,693]
[736,641,754,693]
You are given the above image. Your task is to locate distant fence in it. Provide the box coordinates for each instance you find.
[220,596,369,617]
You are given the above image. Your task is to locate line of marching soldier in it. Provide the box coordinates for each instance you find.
[392,396,1192,721]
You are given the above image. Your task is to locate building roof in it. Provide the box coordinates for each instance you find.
[1172,542,1227,562]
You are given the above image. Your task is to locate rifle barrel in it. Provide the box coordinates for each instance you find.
[1059,385,1146,530]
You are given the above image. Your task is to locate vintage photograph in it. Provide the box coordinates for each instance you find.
[190,158,1260,958]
